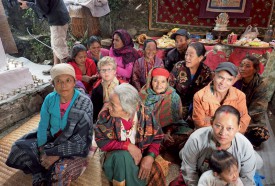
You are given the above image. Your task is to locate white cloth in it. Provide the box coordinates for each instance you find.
[198,170,244,186]
[120,113,137,144]
[68,4,84,18]
[0,67,33,94]
[0,38,7,69]
[64,0,110,17]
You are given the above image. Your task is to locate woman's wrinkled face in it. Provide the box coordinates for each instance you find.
[185,46,203,69]
[239,59,256,79]
[113,34,124,49]
[53,74,75,98]
[218,165,239,184]
[108,93,128,118]
[99,64,116,82]
[151,75,168,94]
[212,112,240,148]
[175,35,188,52]
[89,42,101,57]
[213,71,235,93]
[75,51,87,66]
[144,42,157,60]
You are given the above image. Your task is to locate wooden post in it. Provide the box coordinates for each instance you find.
[0,0,18,53]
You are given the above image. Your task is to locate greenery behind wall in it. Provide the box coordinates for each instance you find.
[20,9,52,63]
[2,0,53,64]
[3,0,163,63]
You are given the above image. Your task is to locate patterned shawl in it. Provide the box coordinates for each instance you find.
[238,73,269,125]
[111,29,140,65]
[132,56,164,91]
[139,68,182,128]
[95,105,163,155]
[169,61,213,119]
[6,93,93,174]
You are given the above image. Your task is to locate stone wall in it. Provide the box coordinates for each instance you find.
[0,84,53,133]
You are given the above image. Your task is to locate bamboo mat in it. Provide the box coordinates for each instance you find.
[0,114,110,186]
[4,113,274,186]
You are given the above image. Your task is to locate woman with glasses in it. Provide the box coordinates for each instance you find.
[87,36,109,65]
[6,64,93,185]
[91,56,126,121]
[169,42,212,122]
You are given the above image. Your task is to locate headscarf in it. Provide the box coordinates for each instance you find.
[112,29,140,65]
[139,68,182,127]
[151,68,170,78]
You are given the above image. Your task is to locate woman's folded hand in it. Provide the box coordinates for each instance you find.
[128,143,142,165]
[40,155,60,170]
[138,156,154,180]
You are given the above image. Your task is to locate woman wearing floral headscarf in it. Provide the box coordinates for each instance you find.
[109,29,140,82]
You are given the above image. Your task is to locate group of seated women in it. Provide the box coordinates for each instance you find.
[5,28,270,186]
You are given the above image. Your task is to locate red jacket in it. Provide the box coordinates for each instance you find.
[68,58,97,93]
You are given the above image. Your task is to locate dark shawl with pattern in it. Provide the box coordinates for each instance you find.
[6,93,93,174]
[169,61,213,119]
[111,29,140,65]
[236,74,269,126]
[95,105,163,156]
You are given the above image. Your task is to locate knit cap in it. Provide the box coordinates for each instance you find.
[50,63,76,80]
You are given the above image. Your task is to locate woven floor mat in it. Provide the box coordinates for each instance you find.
[0,114,110,186]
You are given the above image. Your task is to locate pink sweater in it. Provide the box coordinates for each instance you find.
[109,47,134,82]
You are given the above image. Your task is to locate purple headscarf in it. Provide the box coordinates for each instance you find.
[112,29,140,65]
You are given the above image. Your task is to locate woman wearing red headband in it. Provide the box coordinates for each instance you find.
[140,67,193,163]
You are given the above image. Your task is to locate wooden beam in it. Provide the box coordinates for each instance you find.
[0,0,18,54]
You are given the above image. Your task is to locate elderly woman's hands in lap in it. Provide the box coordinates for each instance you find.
[128,143,154,180]
[128,143,142,165]
[138,156,154,180]
[40,154,60,170]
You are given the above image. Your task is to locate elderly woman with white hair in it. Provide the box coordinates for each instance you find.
[6,64,93,186]
[95,83,166,186]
